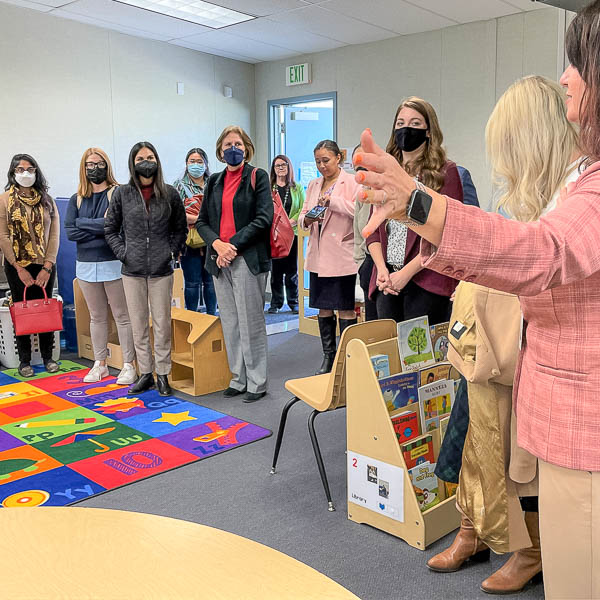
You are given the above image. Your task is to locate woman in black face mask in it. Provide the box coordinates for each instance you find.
[365,97,464,325]
[65,148,137,386]
[105,142,187,397]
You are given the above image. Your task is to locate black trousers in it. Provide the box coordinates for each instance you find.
[357,254,378,321]
[270,237,298,309]
[5,262,56,364]
[375,276,450,325]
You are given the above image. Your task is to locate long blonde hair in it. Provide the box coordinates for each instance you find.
[385,97,447,191]
[77,148,119,198]
[486,76,579,222]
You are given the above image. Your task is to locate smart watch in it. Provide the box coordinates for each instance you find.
[406,180,432,226]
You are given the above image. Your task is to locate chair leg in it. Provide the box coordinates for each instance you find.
[308,409,335,512]
[270,396,301,474]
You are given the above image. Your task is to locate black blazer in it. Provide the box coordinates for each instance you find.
[196,163,273,277]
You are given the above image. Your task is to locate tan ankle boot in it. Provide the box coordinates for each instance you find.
[427,516,490,573]
[480,511,542,594]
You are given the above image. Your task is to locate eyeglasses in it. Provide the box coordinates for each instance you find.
[14,167,36,174]
[274,164,288,170]
[85,161,107,169]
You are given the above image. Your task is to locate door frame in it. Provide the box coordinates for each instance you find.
[267,91,338,166]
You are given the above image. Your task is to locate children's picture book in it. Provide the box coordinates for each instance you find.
[397,316,435,372]
[391,410,419,444]
[408,462,441,512]
[430,322,450,362]
[439,415,450,443]
[379,372,419,412]
[418,379,455,432]
[370,354,390,379]
[444,481,458,498]
[401,434,435,469]
[419,362,452,387]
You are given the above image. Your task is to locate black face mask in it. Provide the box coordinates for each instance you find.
[134,160,158,179]
[394,127,428,152]
[86,167,107,185]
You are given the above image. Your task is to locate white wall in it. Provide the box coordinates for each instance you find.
[255,8,567,211]
[0,3,255,198]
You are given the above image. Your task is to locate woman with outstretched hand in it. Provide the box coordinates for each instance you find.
[354,4,600,597]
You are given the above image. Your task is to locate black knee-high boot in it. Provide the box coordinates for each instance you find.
[317,315,337,374]
[338,317,357,339]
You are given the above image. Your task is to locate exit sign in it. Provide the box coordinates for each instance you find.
[286,63,311,86]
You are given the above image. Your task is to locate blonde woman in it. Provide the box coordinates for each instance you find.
[423,77,580,594]
[196,126,273,403]
[65,148,136,385]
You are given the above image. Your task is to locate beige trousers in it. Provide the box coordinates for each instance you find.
[121,274,173,376]
[77,278,135,363]
[539,459,600,599]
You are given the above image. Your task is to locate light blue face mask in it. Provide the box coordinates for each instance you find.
[187,163,206,178]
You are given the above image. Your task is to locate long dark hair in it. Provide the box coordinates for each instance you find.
[128,141,167,199]
[269,154,295,188]
[184,147,211,180]
[565,0,600,162]
[5,154,53,212]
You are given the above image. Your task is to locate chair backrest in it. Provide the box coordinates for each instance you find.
[324,319,397,411]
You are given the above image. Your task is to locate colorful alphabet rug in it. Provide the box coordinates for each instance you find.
[0,361,271,507]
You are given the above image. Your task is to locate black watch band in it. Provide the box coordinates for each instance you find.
[42,266,52,274]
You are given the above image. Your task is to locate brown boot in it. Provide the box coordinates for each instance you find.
[480,511,542,594]
[427,516,490,573]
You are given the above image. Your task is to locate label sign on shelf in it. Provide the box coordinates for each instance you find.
[347,451,404,522]
[286,63,311,86]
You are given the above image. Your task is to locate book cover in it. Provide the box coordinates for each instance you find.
[439,415,450,443]
[391,410,419,444]
[444,481,458,498]
[379,372,419,412]
[409,462,441,512]
[419,362,452,387]
[401,434,435,469]
[370,354,390,379]
[418,379,455,432]
[430,322,450,362]
[397,316,435,372]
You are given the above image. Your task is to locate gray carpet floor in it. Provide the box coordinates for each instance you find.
[77,330,545,600]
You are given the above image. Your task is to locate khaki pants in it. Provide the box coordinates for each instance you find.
[121,274,173,376]
[77,278,135,363]
[539,459,600,599]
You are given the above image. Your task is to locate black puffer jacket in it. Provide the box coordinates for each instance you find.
[105,183,187,278]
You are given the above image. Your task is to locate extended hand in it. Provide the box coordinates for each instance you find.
[353,129,417,236]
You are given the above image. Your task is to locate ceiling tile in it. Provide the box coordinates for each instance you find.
[501,0,548,9]
[224,17,345,53]
[51,7,172,41]
[268,5,397,44]
[203,0,307,17]
[0,0,54,11]
[325,0,454,35]
[408,0,521,22]
[176,30,299,61]
[169,38,258,62]
[57,0,213,38]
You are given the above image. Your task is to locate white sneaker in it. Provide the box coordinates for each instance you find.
[83,361,109,383]
[116,363,137,385]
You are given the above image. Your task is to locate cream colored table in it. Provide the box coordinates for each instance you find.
[0,507,360,600]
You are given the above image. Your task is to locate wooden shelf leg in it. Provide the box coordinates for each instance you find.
[307,409,335,512]
[270,396,301,474]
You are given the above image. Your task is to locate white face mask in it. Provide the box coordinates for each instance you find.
[15,172,36,188]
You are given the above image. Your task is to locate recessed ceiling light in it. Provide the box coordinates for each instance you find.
[114,0,255,29]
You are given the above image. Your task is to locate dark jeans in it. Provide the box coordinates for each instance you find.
[4,262,56,364]
[270,237,298,309]
[376,275,451,325]
[358,254,378,321]
[181,247,217,315]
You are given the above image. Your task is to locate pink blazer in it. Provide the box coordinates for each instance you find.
[420,161,600,471]
[299,169,360,277]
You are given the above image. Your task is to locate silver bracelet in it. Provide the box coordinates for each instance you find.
[413,178,426,192]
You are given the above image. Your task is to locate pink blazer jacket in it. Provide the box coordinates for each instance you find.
[299,169,360,277]
[421,161,600,471]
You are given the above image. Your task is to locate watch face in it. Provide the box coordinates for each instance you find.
[409,189,432,225]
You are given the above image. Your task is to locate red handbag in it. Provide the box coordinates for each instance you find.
[10,286,63,336]
[250,169,294,259]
